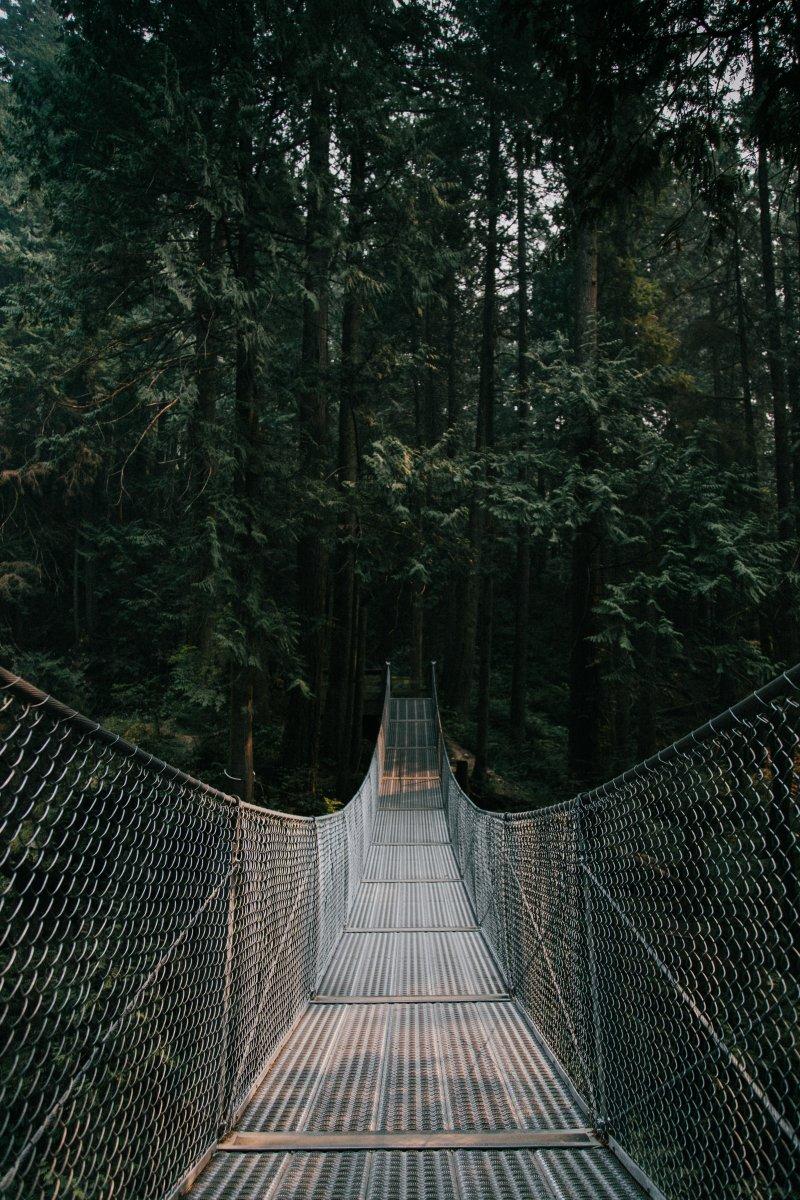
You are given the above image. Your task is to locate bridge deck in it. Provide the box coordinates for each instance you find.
[192,700,647,1199]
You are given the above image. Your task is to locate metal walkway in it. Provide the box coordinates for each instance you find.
[191,699,647,1199]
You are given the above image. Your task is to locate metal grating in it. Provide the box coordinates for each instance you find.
[371,808,449,844]
[368,1151,457,1200]
[451,1150,551,1200]
[537,1149,651,1200]
[363,844,459,881]
[238,1005,346,1131]
[190,1150,651,1199]
[237,1002,582,1136]
[187,1153,286,1198]
[349,882,475,929]
[317,931,505,997]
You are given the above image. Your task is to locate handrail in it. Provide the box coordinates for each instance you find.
[0,662,392,825]
[0,666,236,804]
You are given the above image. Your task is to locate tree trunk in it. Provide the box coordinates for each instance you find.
[72,532,81,646]
[755,142,792,523]
[447,104,500,716]
[444,506,480,714]
[635,680,656,761]
[573,216,598,360]
[187,211,222,661]
[567,213,602,790]
[411,586,425,690]
[510,127,530,745]
[283,78,332,779]
[733,219,758,480]
[752,19,796,660]
[229,227,259,805]
[228,1,259,804]
[326,145,365,777]
[423,301,440,445]
[349,597,367,772]
[229,663,255,804]
[781,239,800,506]
[445,268,458,445]
[472,103,501,784]
[342,582,360,778]
[473,572,493,789]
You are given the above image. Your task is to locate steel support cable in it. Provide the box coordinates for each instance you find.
[0,857,238,1193]
[579,858,800,1150]
[608,985,799,1138]
[225,870,315,1110]
[498,838,597,1107]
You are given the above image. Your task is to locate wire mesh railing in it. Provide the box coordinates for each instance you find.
[0,665,390,1200]
[433,662,800,1200]
[3,656,798,1200]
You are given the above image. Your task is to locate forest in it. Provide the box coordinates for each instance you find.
[1,0,798,814]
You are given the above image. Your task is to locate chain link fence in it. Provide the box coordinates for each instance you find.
[435,663,800,1200]
[3,658,797,1200]
[0,667,389,1200]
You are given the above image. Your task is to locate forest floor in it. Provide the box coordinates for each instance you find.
[445,733,541,814]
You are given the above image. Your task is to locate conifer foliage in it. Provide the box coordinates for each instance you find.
[1,0,797,807]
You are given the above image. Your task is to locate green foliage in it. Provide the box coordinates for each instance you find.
[0,0,797,809]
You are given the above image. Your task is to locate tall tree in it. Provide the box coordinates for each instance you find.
[282,66,334,782]
[509,125,531,746]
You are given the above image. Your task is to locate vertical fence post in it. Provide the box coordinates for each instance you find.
[431,661,449,822]
[576,793,607,1134]
[430,660,442,774]
[502,812,514,991]
[312,812,324,992]
[218,802,242,1135]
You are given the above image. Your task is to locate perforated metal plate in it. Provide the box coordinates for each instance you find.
[377,783,444,809]
[317,932,505,997]
[238,1002,581,1135]
[537,1149,652,1199]
[371,809,449,844]
[451,1150,551,1199]
[349,882,474,930]
[368,1151,457,1200]
[363,845,459,882]
[194,1150,647,1198]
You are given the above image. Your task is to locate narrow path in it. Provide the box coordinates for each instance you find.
[192,699,647,1199]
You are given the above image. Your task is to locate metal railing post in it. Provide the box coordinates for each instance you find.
[218,803,242,1135]
[576,794,607,1134]
[502,812,514,990]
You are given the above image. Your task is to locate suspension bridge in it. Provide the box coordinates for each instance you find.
[0,663,798,1200]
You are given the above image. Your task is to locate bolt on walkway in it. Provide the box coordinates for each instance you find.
[192,699,647,1199]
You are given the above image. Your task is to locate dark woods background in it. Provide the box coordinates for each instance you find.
[1,0,798,813]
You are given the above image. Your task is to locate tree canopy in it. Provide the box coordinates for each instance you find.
[1,0,798,809]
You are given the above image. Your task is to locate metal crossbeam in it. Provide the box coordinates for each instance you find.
[217,1129,598,1152]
